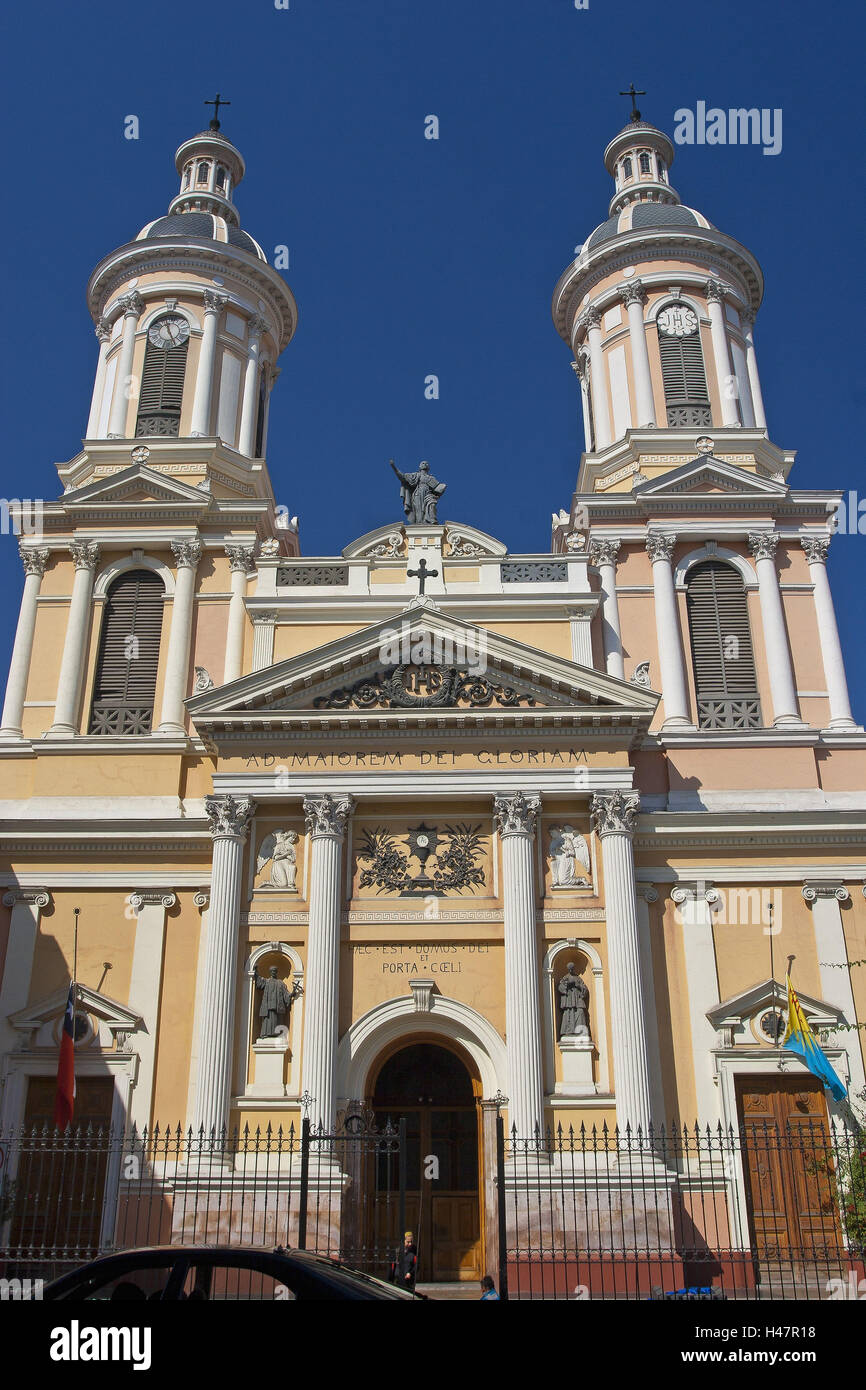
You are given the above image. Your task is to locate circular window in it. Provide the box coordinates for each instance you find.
[758,1009,786,1043]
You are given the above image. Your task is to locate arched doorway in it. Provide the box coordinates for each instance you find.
[371,1041,482,1282]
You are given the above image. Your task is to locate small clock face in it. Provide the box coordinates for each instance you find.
[148,315,190,349]
[658,305,698,338]
[416,835,429,848]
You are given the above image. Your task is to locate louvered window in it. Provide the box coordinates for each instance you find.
[657,305,711,427]
[135,330,189,437]
[686,560,761,729]
[89,571,164,735]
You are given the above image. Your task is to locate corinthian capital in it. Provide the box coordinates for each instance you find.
[748,531,778,562]
[248,313,269,338]
[493,792,541,838]
[645,532,676,564]
[19,544,50,578]
[95,317,111,343]
[171,537,203,570]
[205,794,256,840]
[118,291,145,318]
[621,279,648,308]
[704,278,725,304]
[582,305,602,331]
[70,540,100,572]
[303,794,354,838]
[739,307,756,329]
[589,537,621,568]
[203,290,229,315]
[801,535,830,566]
[590,790,640,837]
[225,543,256,573]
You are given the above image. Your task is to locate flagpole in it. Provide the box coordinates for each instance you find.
[72,906,79,1002]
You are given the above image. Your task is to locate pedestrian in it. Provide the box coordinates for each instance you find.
[390,1230,418,1291]
[480,1275,500,1300]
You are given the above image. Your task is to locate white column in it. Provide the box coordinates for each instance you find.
[589,538,624,680]
[571,357,592,450]
[47,541,100,737]
[192,796,255,1138]
[223,544,255,684]
[670,882,722,1124]
[302,795,353,1132]
[635,886,665,1125]
[804,884,866,1097]
[0,889,50,1054]
[705,279,740,427]
[190,291,228,437]
[622,280,656,426]
[591,792,651,1133]
[86,320,111,439]
[127,890,176,1133]
[741,309,767,429]
[581,307,612,450]
[802,536,858,730]
[0,545,50,739]
[238,315,267,457]
[748,532,803,726]
[157,537,202,734]
[646,532,691,728]
[251,611,277,672]
[185,890,211,1125]
[493,793,544,1138]
[106,292,144,439]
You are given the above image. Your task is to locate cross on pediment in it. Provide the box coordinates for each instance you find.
[407,557,438,594]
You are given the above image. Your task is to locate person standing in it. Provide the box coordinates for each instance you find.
[480,1275,500,1300]
[390,1231,418,1290]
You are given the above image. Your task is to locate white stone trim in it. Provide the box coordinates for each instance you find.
[93,553,176,598]
[336,993,507,1104]
[541,939,610,1097]
[674,544,757,590]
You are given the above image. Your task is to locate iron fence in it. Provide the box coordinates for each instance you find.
[498,1119,866,1301]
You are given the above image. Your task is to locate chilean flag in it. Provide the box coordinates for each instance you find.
[53,984,76,1129]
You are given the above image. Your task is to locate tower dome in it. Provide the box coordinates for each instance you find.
[553,110,766,454]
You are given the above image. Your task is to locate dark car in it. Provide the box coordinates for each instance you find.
[43,1246,426,1301]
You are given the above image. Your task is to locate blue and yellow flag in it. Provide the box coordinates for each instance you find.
[782,974,847,1103]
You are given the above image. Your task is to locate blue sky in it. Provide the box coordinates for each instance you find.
[1,0,865,713]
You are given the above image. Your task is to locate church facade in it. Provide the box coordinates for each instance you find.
[1,109,864,1285]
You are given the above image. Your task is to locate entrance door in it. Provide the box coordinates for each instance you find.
[372,1043,482,1281]
[736,1076,844,1263]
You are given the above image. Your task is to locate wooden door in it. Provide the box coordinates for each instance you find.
[736,1076,843,1262]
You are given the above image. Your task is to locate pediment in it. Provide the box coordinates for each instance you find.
[61,463,211,509]
[187,607,659,733]
[634,456,789,500]
[707,978,842,1033]
[9,984,144,1040]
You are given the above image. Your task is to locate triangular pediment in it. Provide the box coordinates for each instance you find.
[707,979,842,1032]
[9,984,144,1040]
[634,456,789,500]
[187,606,659,735]
[61,463,211,509]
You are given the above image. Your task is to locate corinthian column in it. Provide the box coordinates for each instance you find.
[740,309,767,429]
[157,537,202,734]
[580,307,612,450]
[646,532,691,728]
[107,292,144,438]
[47,541,100,737]
[493,792,544,1138]
[0,545,50,738]
[591,792,651,1133]
[801,535,858,730]
[748,532,802,726]
[302,794,354,1131]
[622,280,656,426]
[589,537,624,680]
[223,544,255,684]
[86,319,111,438]
[238,315,267,456]
[705,279,740,427]
[190,291,228,437]
[192,796,256,1139]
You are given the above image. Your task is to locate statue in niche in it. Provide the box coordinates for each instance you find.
[254,965,301,1039]
[558,962,591,1040]
[390,458,446,525]
[549,825,591,887]
[257,829,298,890]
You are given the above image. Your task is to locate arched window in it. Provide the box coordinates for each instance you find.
[196,161,210,185]
[215,165,227,192]
[638,151,651,174]
[656,302,711,427]
[686,560,761,728]
[89,571,164,735]
[621,157,633,180]
[182,164,192,190]
[136,314,190,437]
[657,160,666,181]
